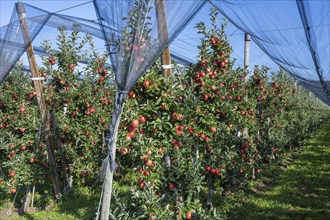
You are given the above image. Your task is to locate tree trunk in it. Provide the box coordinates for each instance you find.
[252,167,256,180]
[50,111,71,193]
[206,173,214,209]
[31,185,35,207]
[195,139,200,161]
[19,185,32,215]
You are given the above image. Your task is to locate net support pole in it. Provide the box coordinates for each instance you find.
[99,91,126,220]
[243,33,251,174]
[155,0,172,78]
[16,2,61,198]
[244,33,251,80]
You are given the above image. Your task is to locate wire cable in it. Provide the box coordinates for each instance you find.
[51,1,93,15]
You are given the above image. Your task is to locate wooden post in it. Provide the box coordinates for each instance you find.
[155,0,172,170]
[244,33,251,80]
[16,2,61,198]
[155,0,172,78]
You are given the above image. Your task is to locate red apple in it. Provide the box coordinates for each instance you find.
[203,94,209,101]
[168,183,175,190]
[145,160,153,168]
[143,170,150,176]
[128,91,136,99]
[141,155,148,162]
[139,116,147,123]
[186,212,192,220]
[30,157,36,163]
[175,129,182,136]
[131,120,139,128]
[139,182,145,189]
[128,132,135,139]
[120,148,128,155]
[143,80,150,88]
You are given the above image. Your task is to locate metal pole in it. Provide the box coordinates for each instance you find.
[244,33,251,80]
[155,0,172,78]
[16,2,61,198]
[243,33,251,169]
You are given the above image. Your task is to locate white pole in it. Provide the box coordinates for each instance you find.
[244,33,251,79]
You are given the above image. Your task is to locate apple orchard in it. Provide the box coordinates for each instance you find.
[0,10,329,219]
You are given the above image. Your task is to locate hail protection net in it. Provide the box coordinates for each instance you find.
[209,0,330,105]
[0,2,116,82]
[0,3,51,83]
[93,0,206,92]
[169,1,280,71]
[0,0,329,106]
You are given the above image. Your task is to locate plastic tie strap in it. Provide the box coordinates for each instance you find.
[31,77,45,81]
[162,64,172,69]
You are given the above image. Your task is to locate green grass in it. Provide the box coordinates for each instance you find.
[1,185,100,220]
[1,122,329,219]
[226,122,330,220]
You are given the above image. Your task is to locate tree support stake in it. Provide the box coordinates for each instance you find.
[16,2,61,199]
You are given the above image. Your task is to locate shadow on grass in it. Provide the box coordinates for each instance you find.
[56,186,100,220]
[229,122,330,220]
[51,181,131,220]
